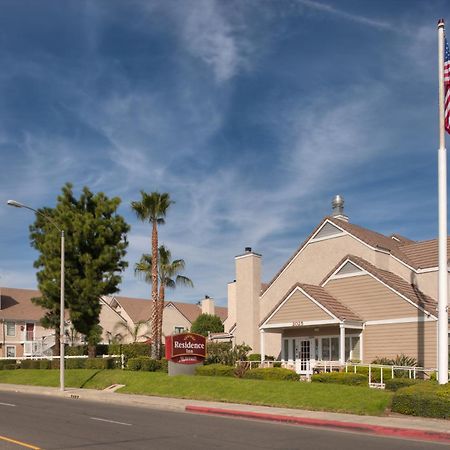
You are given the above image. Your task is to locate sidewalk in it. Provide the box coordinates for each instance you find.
[0,383,448,444]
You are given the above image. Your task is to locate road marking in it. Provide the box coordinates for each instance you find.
[90,417,132,426]
[0,435,40,449]
[0,402,16,407]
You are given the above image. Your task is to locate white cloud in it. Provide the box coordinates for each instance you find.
[171,0,251,83]
[297,0,395,31]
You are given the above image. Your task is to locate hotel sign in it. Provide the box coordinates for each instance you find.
[165,333,206,365]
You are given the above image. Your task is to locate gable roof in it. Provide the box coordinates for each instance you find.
[322,255,438,316]
[0,287,46,321]
[261,216,450,297]
[260,282,361,327]
[112,296,228,324]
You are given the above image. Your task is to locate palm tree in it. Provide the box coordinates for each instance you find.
[131,191,173,358]
[135,245,193,358]
[113,320,150,343]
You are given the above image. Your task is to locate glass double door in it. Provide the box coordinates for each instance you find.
[294,338,315,375]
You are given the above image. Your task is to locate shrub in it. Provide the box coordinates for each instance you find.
[385,378,423,392]
[248,353,261,362]
[273,362,282,368]
[0,359,16,369]
[195,364,235,377]
[205,343,251,366]
[158,358,168,373]
[39,360,52,370]
[66,346,86,356]
[244,368,300,381]
[127,357,161,371]
[391,383,450,419]
[311,372,367,386]
[3,364,17,370]
[348,366,393,382]
[65,358,87,369]
[108,343,151,362]
[20,360,41,369]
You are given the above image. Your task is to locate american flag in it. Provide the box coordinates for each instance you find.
[445,36,450,133]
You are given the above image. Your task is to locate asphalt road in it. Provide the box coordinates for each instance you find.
[0,391,446,450]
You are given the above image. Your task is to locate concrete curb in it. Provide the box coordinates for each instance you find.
[185,405,450,444]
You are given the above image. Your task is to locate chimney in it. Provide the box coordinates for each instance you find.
[331,194,349,222]
[234,247,261,351]
[201,295,215,315]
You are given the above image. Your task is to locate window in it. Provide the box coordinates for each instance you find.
[320,336,343,361]
[283,339,289,361]
[330,337,339,360]
[345,336,360,361]
[6,322,15,337]
[174,326,185,334]
[6,346,16,358]
[292,339,296,361]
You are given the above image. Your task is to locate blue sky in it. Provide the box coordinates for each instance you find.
[1,0,449,306]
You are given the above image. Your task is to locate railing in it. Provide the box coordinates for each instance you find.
[238,360,447,383]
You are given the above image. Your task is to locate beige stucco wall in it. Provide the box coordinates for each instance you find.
[235,253,261,351]
[325,275,419,321]
[99,301,128,344]
[363,321,437,367]
[162,305,191,338]
[259,234,377,321]
[224,281,236,332]
[267,290,332,324]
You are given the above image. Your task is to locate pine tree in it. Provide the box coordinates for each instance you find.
[30,183,129,357]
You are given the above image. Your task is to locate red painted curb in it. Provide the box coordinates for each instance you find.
[185,405,450,444]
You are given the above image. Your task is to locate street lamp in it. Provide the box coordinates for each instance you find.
[7,199,65,391]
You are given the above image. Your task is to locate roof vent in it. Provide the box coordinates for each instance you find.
[245,247,252,253]
[331,195,349,222]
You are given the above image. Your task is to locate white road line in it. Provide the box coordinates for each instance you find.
[0,402,16,407]
[90,417,132,426]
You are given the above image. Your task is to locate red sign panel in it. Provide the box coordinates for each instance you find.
[165,333,206,365]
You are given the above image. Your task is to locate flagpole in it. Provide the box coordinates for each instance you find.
[437,19,448,385]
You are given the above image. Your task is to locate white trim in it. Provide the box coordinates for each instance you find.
[365,316,437,326]
[261,285,338,328]
[235,253,262,261]
[5,321,16,337]
[261,319,340,330]
[5,345,16,358]
[322,258,438,319]
[309,233,345,244]
[328,271,366,281]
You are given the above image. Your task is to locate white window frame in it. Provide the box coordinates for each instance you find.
[6,322,16,337]
[6,345,16,358]
[174,326,185,334]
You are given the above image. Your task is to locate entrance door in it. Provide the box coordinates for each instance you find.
[26,323,34,341]
[295,339,314,375]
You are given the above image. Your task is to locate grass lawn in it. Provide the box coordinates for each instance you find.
[0,369,393,416]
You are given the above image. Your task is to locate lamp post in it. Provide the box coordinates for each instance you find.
[7,200,65,391]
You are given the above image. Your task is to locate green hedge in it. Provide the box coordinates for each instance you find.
[384,378,424,391]
[108,343,151,361]
[311,372,367,386]
[391,383,450,418]
[0,360,17,369]
[195,364,235,377]
[127,357,162,372]
[65,358,87,369]
[244,368,300,381]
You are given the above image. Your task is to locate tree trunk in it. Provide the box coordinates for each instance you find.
[53,326,60,356]
[150,220,159,359]
[157,284,165,359]
[88,344,96,358]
